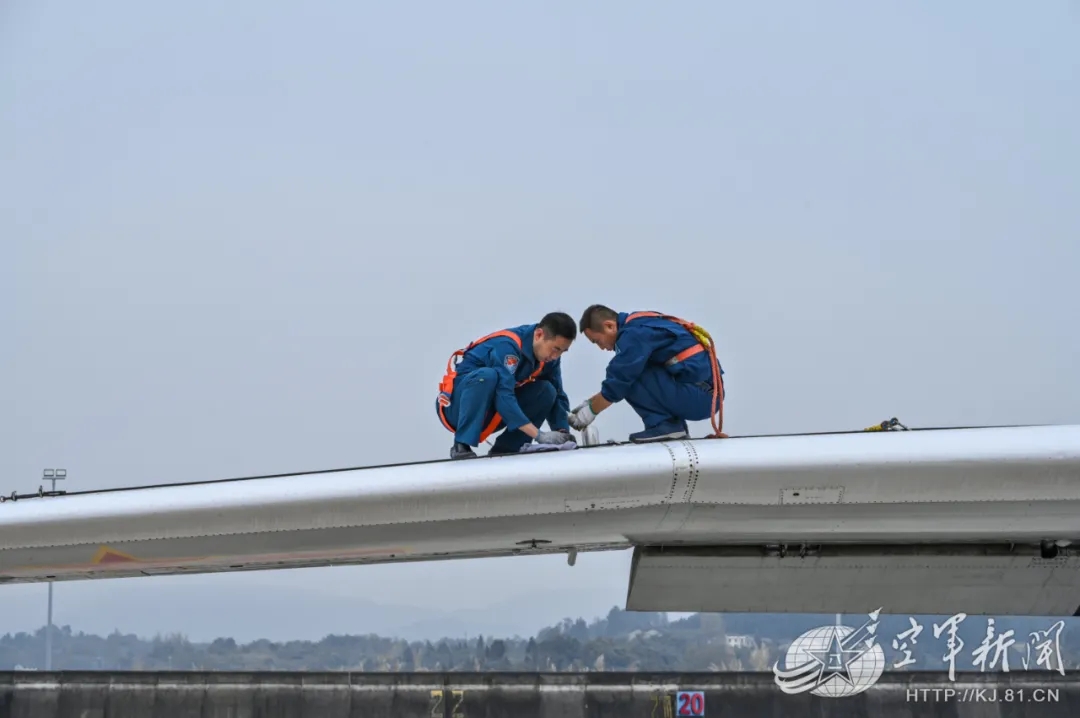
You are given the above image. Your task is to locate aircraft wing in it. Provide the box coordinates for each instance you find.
[3,424,1080,616]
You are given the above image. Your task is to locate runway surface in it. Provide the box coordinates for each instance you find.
[1,670,1078,717]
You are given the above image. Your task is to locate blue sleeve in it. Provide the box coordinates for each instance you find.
[599,326,667,403]
[545,361,571,431]
[479,339,532,430]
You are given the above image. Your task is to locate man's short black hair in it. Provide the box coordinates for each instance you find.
[539,311,577,341]
[579,304,618,333]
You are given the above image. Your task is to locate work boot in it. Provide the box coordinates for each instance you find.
[488,440,522,457]
[629,420,689,443]
[450,442,477,460]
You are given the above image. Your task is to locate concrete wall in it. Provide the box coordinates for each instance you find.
[0,670,1078,717]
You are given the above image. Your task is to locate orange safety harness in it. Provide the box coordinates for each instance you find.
[624,311,728,438]
[437,330,545,444]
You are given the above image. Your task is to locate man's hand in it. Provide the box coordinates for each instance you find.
[536,430,572,445]
[568,400,597,431]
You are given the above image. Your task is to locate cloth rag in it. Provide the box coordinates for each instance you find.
[519,440,578,453]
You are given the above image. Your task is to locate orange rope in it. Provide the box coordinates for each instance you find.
[704,339,727,438]
[626,312,727,439]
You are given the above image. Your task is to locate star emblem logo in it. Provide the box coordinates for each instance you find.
[806,628,864,687]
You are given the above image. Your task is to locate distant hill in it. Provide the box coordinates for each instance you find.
[4,608,1077,674]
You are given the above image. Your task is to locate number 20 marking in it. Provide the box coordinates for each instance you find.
[676,691,705,716]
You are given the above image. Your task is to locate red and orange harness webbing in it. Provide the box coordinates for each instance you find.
[624,311,727,438]
[437,330,545,443]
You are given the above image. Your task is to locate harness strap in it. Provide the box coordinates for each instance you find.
[437,329,545,442]
[624,311,727,438]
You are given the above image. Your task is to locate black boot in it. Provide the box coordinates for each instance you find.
[450,442,477,460]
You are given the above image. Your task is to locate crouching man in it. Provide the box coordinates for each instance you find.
[437,312,578,459]
[568,304,727,442]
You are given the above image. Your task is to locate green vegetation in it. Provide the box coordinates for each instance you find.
[4,609,1078,673]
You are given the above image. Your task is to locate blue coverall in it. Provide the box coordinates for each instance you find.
[438,324,572,453]
[600,312,725,438]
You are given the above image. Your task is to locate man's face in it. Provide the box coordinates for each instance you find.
[583,320,618,351]
[533,328,573,362]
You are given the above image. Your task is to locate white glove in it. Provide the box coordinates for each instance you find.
[536,430,571,445]
[567,401,596,430]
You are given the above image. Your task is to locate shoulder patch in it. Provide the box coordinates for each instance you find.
[504,354,519,371]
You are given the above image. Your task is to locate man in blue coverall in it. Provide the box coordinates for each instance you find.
[567,304,725,442]
[437,312,577,459]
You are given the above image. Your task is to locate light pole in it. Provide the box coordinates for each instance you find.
[42,468,66,671]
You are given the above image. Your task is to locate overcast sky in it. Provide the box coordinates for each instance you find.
[3,1,1079,644]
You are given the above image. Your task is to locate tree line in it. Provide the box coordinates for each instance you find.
[3,609,1079,674]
